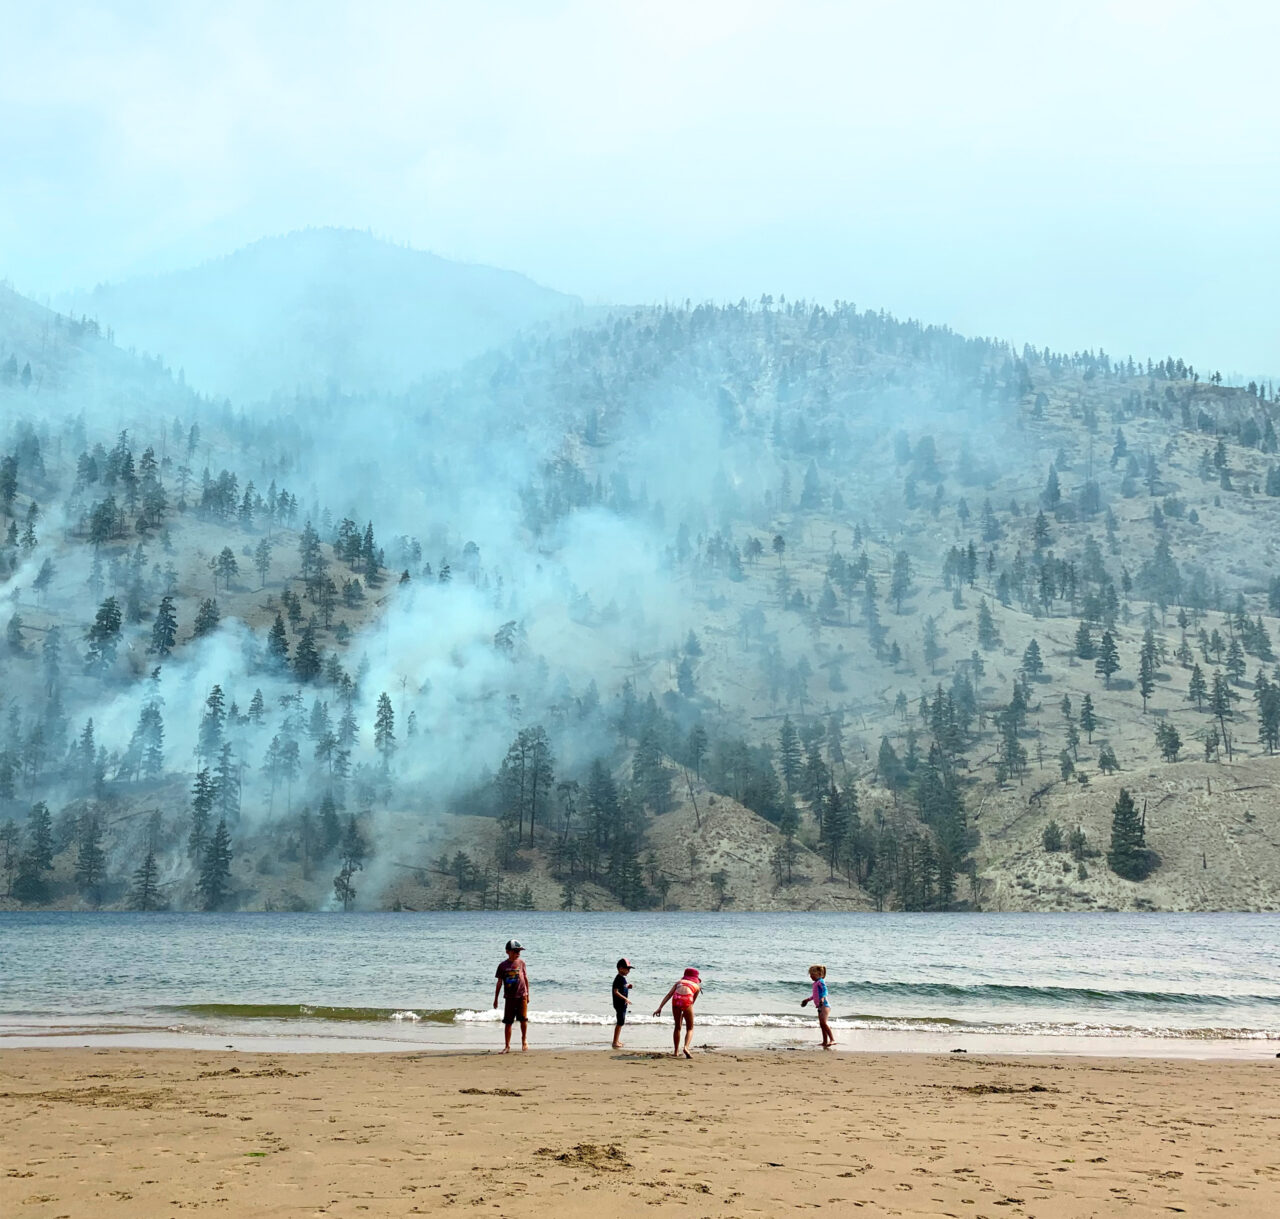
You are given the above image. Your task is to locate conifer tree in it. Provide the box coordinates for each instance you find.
[74,811,106,904]
[127,812,165,911]
[149,594,178,656]
[1188,663,1207,710]
[293,617,322,682]
[777,717,801,791]
[192,597,220,638]
[1155,721,1181,762]
[820,783,850,879]
[267,613,290,670]
[1107,788,1147,880]
[1094,630,1120,687]
[976,598,999,650]
[334,815,367,912]
[254,537,273,587]
[28,801,54,871]
[1074,620,1095,660]
[1208,670,1237,760]
[197,819,233,910]
[85,595,122,673]
[189,769,216,860]
[374,693,396,769]
[1080,693,1097,741]
[1138,628,1157,711]
[1021,638,1044,678]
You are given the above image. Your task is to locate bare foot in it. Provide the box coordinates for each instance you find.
[683,1049,692,1059]
[499,1047,510,1054]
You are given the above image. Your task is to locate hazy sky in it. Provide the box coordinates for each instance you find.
[2,0,1276,374]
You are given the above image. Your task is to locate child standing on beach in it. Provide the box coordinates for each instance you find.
[800,964,833,1048]
[611,958,633,1049]
[654,967,701,1058]
[492,939,530,1053]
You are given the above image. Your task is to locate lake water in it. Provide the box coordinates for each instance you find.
[3,912,1278,1058]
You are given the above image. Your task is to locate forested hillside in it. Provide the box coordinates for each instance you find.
[3,286,1278,914]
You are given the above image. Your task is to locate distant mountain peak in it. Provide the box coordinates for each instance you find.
[68,233,580,402]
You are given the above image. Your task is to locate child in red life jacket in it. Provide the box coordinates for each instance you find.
[654,967,701,1058]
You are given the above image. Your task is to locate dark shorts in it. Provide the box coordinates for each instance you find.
[613,1002,627,1026]
[502,995,528,1026]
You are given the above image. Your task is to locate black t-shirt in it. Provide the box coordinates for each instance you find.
[612,973,631,1007]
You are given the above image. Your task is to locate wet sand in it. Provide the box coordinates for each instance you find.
[2,1047,1277,1217]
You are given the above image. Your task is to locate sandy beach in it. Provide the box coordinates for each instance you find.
[1,1048,1277,1217]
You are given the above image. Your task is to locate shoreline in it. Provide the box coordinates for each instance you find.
[4,1023,1277,1060]
[2,1047,1277,1217]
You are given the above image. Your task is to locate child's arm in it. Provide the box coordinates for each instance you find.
[493,978,502,1009]
[613,985,631,1005]
[653,984,676,1015]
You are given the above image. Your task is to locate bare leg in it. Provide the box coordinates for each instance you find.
[683,1010,694,1058]
[520,1018,529,1051]
[612,1022,623,1049]
[501,1022,512,1053]
[672,1013,681,1056]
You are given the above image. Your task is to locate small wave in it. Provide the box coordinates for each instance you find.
[727,980,1280,1010]
[452,1009,1278,1039]
[169,1003,460,1024]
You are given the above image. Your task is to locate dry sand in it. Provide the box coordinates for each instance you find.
[2,1048,1277,1217]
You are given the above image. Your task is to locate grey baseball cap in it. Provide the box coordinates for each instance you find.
[506,939,524,952]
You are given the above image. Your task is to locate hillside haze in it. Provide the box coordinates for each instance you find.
[65,229,581,401]
[2,264,1279,918]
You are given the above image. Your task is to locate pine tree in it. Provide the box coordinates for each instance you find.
[74,812,107,904]
[1080,693,1097,741]
[1225,636,1247,683]
[197,685,226,763]
[778,717,801,791]
[197,819,233,910]
[1155,721,1181,762]
[1188,663,1207,710]
[267,613,290,670]
[890,550,912,613]
[1074,620,1095,660]
[189,769,216,860]
[1094,630,1120,687]
[1021,638,1044,678]
[128,838,164,911]
[1138,628,1157,711]
[192,597,220,638]
[293,617,322,682]
[85,595,122,673]
[820,783,850,879]
[374,693,396,768]
[334,815,367,912]
[254,537,273,588]
[149,594,178,656]
[976,598,999,650]
[676,655,695,697]
[1107,788,1147,880]
[28,801,54,870]
[1208,670,1237,760]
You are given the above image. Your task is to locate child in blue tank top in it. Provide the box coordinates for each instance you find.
[800,964,834,1048]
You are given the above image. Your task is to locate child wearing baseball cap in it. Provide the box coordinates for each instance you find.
[611,958,634,1049]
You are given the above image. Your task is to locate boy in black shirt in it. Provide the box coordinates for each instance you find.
[611,958,633,1049]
